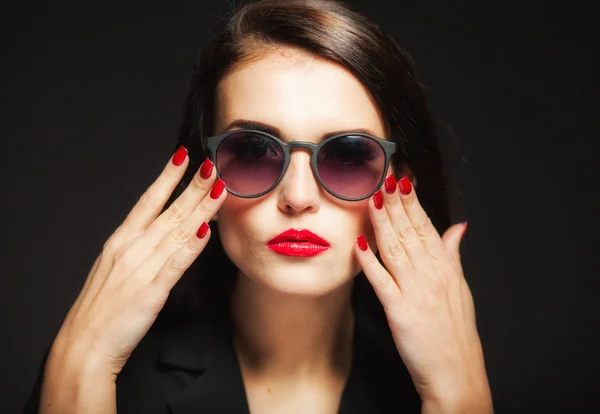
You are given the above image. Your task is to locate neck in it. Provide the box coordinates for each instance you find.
[230,273,355,380]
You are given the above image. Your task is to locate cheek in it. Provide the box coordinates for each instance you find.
[348,200,373,234]
[215,198,248,248]
[332,201,375,255]
[215,196,270,258]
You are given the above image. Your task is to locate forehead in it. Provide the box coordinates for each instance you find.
[214,47,387,140]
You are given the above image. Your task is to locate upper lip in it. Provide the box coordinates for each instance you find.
[267,228,330,246]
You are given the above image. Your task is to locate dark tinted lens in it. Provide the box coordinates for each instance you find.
[317,135,386,199]
[216,132,284,195]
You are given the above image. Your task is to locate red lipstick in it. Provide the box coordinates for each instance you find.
[266,228,330,257]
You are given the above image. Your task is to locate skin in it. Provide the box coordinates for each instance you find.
[213,46,395,413]
[215,48,420,413]
[38,44,491,414]
[214,45,493,413]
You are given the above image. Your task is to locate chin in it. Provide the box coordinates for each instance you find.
[242,260,356,297]
[271,271,348,296]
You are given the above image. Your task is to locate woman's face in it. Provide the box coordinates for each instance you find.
[213,46,389,296]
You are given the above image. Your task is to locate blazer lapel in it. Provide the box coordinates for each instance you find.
[156,289,420,414]
[339,299,422,413]
[159,306,251,414]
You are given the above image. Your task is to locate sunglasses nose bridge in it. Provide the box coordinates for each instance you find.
[284,141,322,176]
[282,140,319,171]
[285,141,318,154]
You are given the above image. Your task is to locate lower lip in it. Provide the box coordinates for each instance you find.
[267,242,330,257]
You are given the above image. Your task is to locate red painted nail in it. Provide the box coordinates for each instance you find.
[210,178,226,199]
[196,222,209,239]
[200,158,214,179]
[461,221,468,239]
[384,175,396,194]
[172,146,188,166]
[373,190,384,210]
[398,176,412,195]
[357,235,368,251]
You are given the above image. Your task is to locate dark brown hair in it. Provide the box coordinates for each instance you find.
[159,0,450,325]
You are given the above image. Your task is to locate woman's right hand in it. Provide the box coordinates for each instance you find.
[47,146,226,380]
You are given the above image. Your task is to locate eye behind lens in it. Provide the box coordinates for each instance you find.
[215,131,285,197]
[318,135,386,200]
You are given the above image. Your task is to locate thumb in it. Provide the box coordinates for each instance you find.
[441,221,468,263]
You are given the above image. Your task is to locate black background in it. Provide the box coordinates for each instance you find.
[2,0,598,412]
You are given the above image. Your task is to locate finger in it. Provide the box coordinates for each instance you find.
[77,156,213,311]
[355,235,403,310]
[441,221,468,269]
[130,178,227,285]
[381,174,429,271]
[151,221,212,291]
[113,159,218,276]
[397,175,448,261]
[139,158,217,249]
[369,188,416,291]
[120,146,190,235]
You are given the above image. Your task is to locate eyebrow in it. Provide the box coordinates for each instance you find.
[222,119,380,141]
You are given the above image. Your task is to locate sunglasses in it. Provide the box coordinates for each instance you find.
[203,129,397,201]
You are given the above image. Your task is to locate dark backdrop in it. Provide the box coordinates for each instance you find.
[2,0,598,412]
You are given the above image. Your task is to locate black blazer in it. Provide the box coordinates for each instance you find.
[23,301,422,413]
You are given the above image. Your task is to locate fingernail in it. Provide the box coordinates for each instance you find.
[357,235,368,251]
[461,221,468,239]
[200,158,214,179]
[398,176,412,195]
[373,190,384,210]
[384,175,396,194]
[196,222,210,239]
[172,146,188,166]
[210,178,226,199]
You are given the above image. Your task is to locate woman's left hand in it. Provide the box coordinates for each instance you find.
[355,175,493,413]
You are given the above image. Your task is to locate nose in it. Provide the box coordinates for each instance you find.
[276,149,321,215]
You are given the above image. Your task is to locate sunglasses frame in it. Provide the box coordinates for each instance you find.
[203,129,397,201]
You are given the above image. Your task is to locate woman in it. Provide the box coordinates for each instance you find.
[24,0,494,412]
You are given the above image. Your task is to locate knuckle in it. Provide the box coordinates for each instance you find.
[113,248,126,263]
[164,235,205,273]
[167,252,190,273]
[138,191,161,211]
[413,215,435,237]
[106,231,140,263]
[103,232,126,258]
[103,235,119,255]
[426,279,446,302]
[163,202,185,226]
[115,251,138,274]
[371,271,394,292]
[195,201,213,220]
[168,224,192,245]
[385,240,406,259]
[397,224,418,243]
